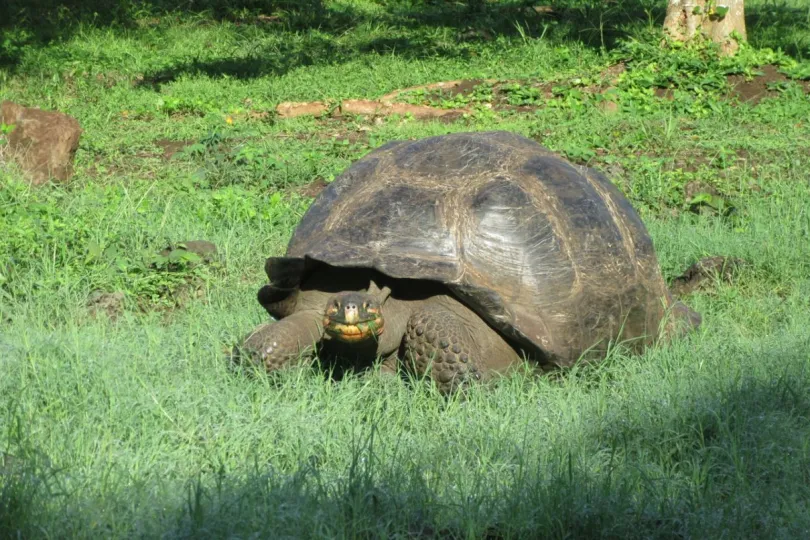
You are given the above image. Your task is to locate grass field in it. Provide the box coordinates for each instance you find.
[2,0,810,537]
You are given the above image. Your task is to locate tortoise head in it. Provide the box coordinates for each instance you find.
[322,282,390,343]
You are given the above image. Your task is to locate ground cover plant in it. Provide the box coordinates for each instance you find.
[1,0,810,537]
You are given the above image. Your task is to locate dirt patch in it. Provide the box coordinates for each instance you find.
[655,65,809,104]
[155,139,193,159]
[87,291,126,320]
[276,99,469,120]
[654,87,675,100]
[296,178,331,198]
[600,62,627,83]
[668,147,752,176]
[381,67,625,113]
[724,64,810,104]
[329,126,372,145]
[379,79,495,103]
[380,65,625,106]
[338,99,468,119]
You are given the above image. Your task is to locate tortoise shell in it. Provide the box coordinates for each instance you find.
[266,131,676,367]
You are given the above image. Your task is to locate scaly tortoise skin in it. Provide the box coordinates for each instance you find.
[237,131,700,393]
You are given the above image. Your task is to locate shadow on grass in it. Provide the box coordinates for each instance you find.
[3,0,807,80]
[3,340,810,537]
[746,3,810,57]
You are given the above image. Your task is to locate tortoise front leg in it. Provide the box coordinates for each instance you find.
[378,351,400,375]
[402,296,522,394]
[238,310,324,371]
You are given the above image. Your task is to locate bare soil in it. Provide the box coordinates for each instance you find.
[726,64,810,104]
[378,79,494,103]
[657,64,810,103]
[87,291,126,320]
[296,177,331,198]
[154,139,193,159]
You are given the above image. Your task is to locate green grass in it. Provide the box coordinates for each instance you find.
[2,0,810,537]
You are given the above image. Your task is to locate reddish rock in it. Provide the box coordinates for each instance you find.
[1,100,82,184]
[276,101,329,118]
[337,99,467,119]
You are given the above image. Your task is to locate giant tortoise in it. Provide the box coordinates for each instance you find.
[237,131,700,393]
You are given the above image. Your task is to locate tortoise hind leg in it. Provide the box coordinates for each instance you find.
[236,310,324,371]
[402,296,522,394]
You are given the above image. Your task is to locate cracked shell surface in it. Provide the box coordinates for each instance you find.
[267,131,680,367]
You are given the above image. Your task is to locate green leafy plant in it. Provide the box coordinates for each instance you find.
[608,37,805,117]
[175,131,285,189]
[156,96,220,117]
[0,122,14,146]
[500,83,544,106]
[687,191,737,217]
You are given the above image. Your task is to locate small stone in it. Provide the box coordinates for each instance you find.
[451,344,462,354]
[415,326,424,336]
[276,101,328,118]
[459,354,469,364]
[439,338,450,349]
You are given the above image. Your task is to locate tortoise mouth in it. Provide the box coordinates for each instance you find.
[323,317,385,342]
[322,291,385,343]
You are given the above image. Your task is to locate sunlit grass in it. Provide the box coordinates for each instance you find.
[1,0,810,537]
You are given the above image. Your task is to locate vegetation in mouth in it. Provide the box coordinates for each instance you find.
[323,317,385,342]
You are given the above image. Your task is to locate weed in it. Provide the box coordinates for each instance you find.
[500,82,544,106]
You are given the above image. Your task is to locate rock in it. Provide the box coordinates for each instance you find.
[671,256,747,296]
[276,101,329,118]
[336,100,467,119]
[1,101,82,184]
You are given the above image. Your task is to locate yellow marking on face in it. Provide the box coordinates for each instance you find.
[323,316,385,343]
